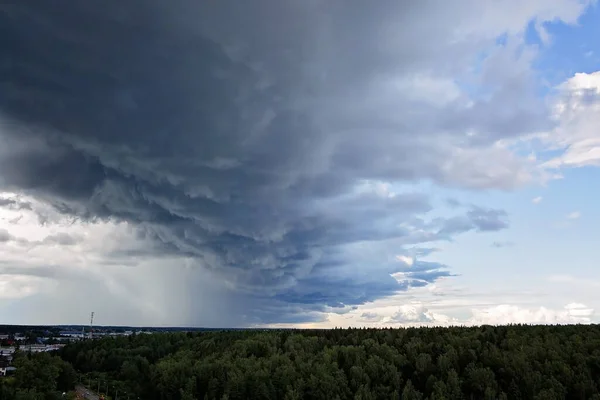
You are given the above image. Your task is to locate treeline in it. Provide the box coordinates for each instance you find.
[51,324,600,399]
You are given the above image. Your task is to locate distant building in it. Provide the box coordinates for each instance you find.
[59,331,83,337]
[58,331,84,341]
[0,366,16,377]
[21,344,64,353]
[0,358,15,377]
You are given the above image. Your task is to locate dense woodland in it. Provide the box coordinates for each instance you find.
[0,352,77,400]
[3,325,600,399]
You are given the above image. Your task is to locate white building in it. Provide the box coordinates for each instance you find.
[0,366,16,376]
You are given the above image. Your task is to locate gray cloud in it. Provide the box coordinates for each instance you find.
[0,0,573,324]
[359,312,383,323]
[445,198,463,208]
[491,241,515,248]
[0,228,29,247]
[0,226,83,248]
[467,207,509,231]
[0,197,32,211]
[0,228,13,243]
[434,206,509,239]
[0,262,74,281]
[41,232,83,246]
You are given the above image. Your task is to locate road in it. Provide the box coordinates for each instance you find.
[75,385,100,400]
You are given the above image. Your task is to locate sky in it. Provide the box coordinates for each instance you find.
[0,0,599,328]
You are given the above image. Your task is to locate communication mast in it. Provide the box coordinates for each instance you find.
[89,311,95,340]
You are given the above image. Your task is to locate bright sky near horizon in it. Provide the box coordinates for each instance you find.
[0,1,599,328]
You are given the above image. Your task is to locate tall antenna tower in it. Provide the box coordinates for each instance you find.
[89,311,95,340]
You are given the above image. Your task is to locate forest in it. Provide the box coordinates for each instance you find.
[3,324,600,399]
[0,351,77,400]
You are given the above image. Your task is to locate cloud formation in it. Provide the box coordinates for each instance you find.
[0,196,32,211]
[0,0,595,325]
[276,276,599,329]
[469,303,595,325]
[532,196,543,204]
[540,71,600,169]
[491,241,516,248]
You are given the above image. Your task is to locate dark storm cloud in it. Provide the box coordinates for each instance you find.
[0,1,525,323]
[268,258,453,313]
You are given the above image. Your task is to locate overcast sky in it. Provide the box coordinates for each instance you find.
[1,0,599,328]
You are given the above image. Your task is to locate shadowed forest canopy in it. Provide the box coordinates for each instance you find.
[4,324,599,399]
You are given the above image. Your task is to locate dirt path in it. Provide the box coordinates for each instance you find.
[75,385,100,400]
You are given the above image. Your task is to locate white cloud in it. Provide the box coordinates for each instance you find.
[271,300,596,329]
[265,273,600,328]
[470,303,594,325]
[565,302,594,317]
[532,196,543,204]
[540,71,600,169]
[567,211,581,220]
[395,255,415,266]
[390,304,434,323]
[547,274,600,286]
[0,276,51,300]
[354,180,396,198]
